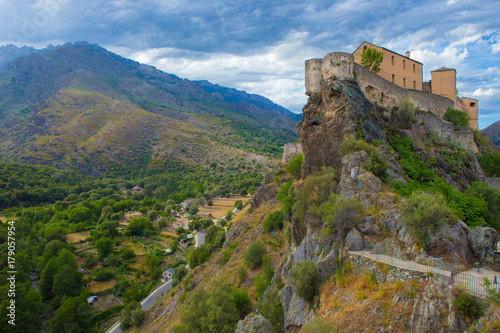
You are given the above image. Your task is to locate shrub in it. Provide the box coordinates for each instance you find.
[263,210,284,232]
[453,289,483,320]
[397,98,416,129]
[172,265,188,287]
[237,266,248,285]
[231,288,251,319]
[171,279,240,333]
[467,181,500,229]
[257,288,284,333]
[286,153,303,179]
[293,167,338,225]
[444,108,469,129]
[339,139,375,157]
[302,318,337,333]
[244,241,267,269]
[364,152,389,182]
[93,268,115,281]
[400,190,452,247]
[120,301,145,330]
[277,182,294,221]
[478,153,500,177]
[290,260,319,301]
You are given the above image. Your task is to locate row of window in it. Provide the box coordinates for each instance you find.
[391,75,416,89]
[391,55,416,73]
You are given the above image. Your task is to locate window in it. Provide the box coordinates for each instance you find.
[403,60,406,69]
[392,74,395,83]
[413,81,416,89]
[403,78,406,88]
[392,55,394,65]
[340,55,345,61]
[413,64,415,73]
[470,102,476,107]
[363,45,367,50]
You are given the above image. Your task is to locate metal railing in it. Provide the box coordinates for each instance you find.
[350,250,500,298]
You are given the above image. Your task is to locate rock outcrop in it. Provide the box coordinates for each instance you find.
[235,315,274,333]
[296,77,384,177]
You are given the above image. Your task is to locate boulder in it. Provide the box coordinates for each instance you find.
[283,291,315,331]
[235,315,273,333]
[346,228,364,251]
[250,183,278,210]
[468,226,499,262]
[317,248,339,280]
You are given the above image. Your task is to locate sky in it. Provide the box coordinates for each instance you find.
[0,0,499,129]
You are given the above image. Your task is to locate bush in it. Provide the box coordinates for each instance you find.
[397,98,416,129]
[290,260,319,301]
[400,190,452,247]
[364,152,389,182]
[302,318,337,333]
[231,288,251,319]
[453,290,483,320]
[244,241,267,269]
[444,108,469,129]
[478,153,500,177]
[172,265,188,287]
[277,182,294,221]
[339,139,375,157]
[171,279,240,333]
[263,210,284,232]
[257,288,284,333]
[93,269,115,281]
[120,301,145,330]
[467,181,500,229]
[286,153,303,179]
[238,266,248,285]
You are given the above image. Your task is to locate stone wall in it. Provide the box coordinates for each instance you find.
[354,63,454,117]
[282,143,302,164]
[305,52,353,95]
[415,112,478,153]
[349,252,431,283]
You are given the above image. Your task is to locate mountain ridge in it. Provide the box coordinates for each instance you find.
[0,42,299,175]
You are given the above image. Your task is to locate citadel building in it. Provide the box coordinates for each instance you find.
[350,41,478,130]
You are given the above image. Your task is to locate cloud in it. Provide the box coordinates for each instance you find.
[471,88,500,97]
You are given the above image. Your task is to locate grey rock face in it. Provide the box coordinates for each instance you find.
[235,314,273,333]
[316,249,339,280]
[468,226,499,262]
[346,228,364,251]
[250,183,278,210]
[283,292,315,331]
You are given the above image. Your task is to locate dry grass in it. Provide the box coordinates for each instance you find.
[316,273,419,332]
[87,279,118,294]
[129,255,145,269]
[198,195,250,218]
[66,231,91,243]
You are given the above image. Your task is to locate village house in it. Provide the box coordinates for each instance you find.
[180,198,194,210]
[162,268,174,281]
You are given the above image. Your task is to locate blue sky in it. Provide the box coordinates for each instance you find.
[0,0,499,129]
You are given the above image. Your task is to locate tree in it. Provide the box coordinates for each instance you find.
[52,265,82,301]
[286,153,303,179]
[172,265,188,286]
[318,196,363,263]
[157,217,168,229]
[231,288,251,319]
[96,237,114,259]
[0,282,43,333]
[244,241,267,269]
[360,47,383,73]
[120,301,145,330]
[100,220,119,238]
[171,279,240,333]
[49,295,97,333]
[291,260,319,301]
[263,210,284,232]
[400,190,452,247]
[83,253,98,269]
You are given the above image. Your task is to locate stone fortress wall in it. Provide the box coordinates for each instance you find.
[282,143,302,164]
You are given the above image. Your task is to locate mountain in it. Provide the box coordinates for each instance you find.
[0,44,52,69]
[481,120,500,147]
[0,42,299,175]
